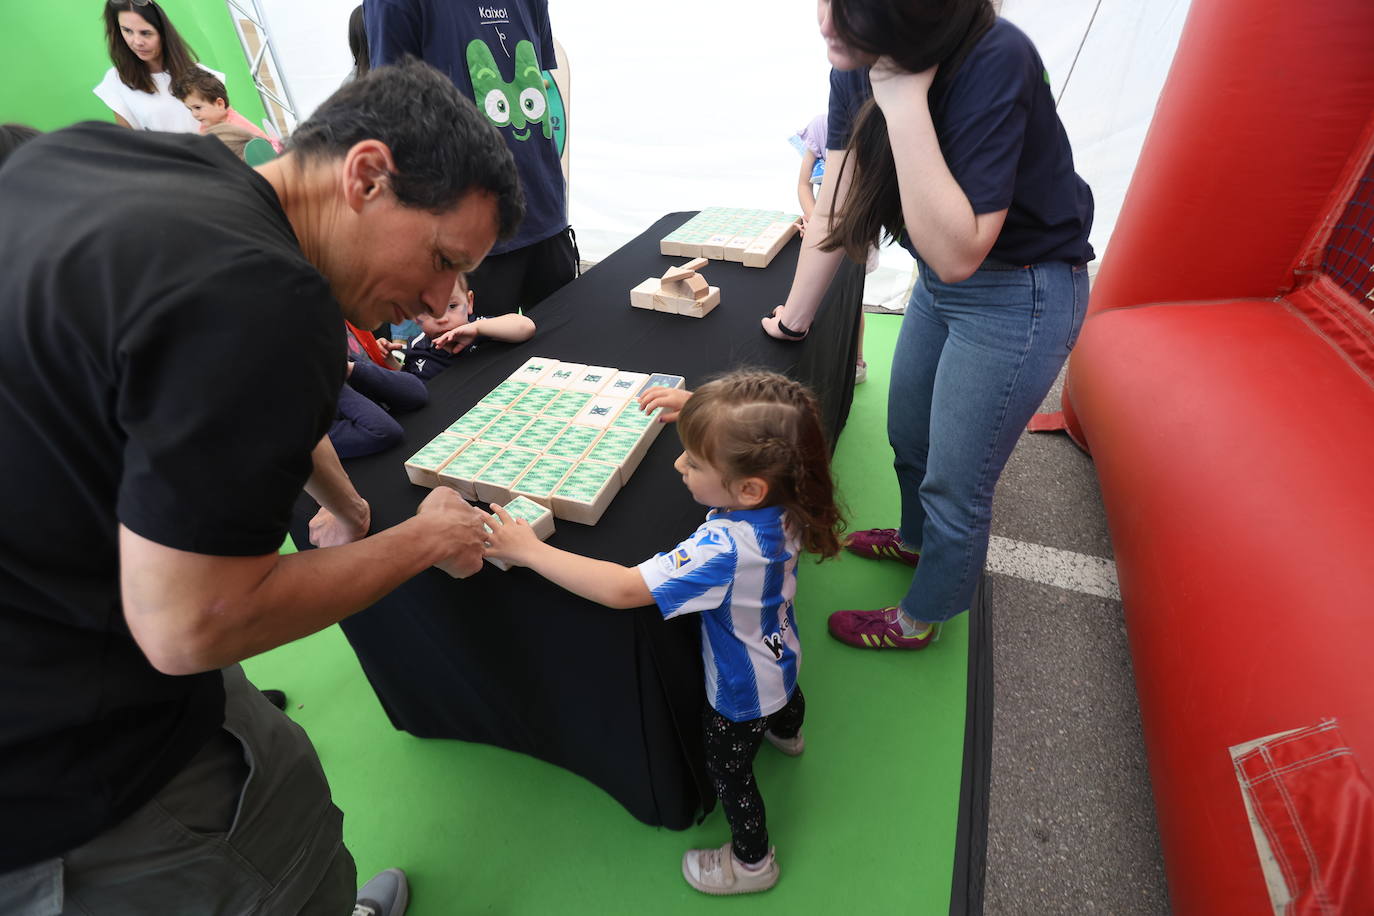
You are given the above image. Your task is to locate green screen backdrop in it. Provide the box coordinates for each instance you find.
[2,0,268,133]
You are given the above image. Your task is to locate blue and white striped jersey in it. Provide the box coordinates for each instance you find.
[637,506,802,722]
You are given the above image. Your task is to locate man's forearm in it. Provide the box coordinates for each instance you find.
[305,435,367,524]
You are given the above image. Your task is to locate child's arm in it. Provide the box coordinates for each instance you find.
[473,313,536,343]
[796,150,819,229]
[482,505,653,609]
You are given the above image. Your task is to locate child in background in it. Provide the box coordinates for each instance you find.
[386,272,536,381]
[329,322,428,458]
[171,70,282,152]
[481,371,844,896]
[791,113,870,384]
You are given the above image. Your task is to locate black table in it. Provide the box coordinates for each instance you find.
[294,213,863,828]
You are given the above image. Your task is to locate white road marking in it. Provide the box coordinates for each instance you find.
[985,536,1120,600]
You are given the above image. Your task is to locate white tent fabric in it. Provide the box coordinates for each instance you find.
[256,1,1191,305]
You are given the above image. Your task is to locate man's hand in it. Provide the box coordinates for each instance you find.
[415,486,486,578]
[639,386,692,423]
[309,500,371,548]
[430,323,481,353]
[869,56,937,113]
[481,504,543,568]
[379,338,405,353]
[761,304,809,341]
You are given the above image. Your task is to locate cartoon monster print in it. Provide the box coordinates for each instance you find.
[466,38,551,141]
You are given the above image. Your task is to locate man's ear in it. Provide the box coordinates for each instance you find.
[340,139,397,213]
[734,476,769,509]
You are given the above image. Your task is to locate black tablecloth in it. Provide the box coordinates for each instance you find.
[292,213,863,829]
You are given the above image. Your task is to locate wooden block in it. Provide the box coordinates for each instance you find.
[700,233,733,259]
[483,495,556,571]
[509,454,577,507]
[567,365,618,394]
[543,363,586,389]
[473,447,541,506]
[473,411,535,447]
[509,415,569,453]
[663,258,708,281]
[611,400,667,453]
[676,242,703,258]
[571,396,624,429]
[742,220,800,268]
[508,385,561,416]
[630,278,659,310]
[543,423,600,460]
[584,427,652,487]
[662,273,709,300]
[477,379,532,409]
[659,238,681,257]
[542,389,594,420]
[636,373,686,395]
[508,356,560,384]
[676,286,720,318]
[404,433,470,488]
[603,371,649,400]
[723,234,755,262]
[445,404,502,439]
[434,440,502,498]
[551,460,622,525]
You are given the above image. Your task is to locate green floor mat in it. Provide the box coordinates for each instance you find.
[243,314,969,914]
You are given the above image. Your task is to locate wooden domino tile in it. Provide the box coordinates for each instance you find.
[541,390,594,420]
[571,396,623,429]
[508,385,561,415]
[543,424,600,460]
[435,440,502,499]
[472,447,541,506]
[404,433,469,488]
[603,371,648,400]
[510,454,577,508]
[567,366,618,394]
[483,496,556,571]
[551,460,621,526]
[585,427,652,486]
[543,363,586,389]
[473,411,535,447]
[445,404,502,439]
[477,380,531,409]
[508,356,561,384]
[509,416,569,453]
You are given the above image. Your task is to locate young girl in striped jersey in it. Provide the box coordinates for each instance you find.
[482,370,843,895]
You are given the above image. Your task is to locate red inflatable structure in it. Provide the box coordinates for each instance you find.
[1059,0,1374,910]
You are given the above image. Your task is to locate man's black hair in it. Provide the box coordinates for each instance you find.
[288,57,524,240]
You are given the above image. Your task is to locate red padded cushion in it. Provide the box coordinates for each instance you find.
[1065,299,1374,913]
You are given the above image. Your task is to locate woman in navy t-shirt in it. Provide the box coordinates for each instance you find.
[766,0,1094,650]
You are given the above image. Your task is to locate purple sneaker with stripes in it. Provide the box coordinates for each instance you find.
[843,528,920,566]
[828,607,936,651]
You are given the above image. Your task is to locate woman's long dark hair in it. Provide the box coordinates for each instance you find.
[103,1,201,94]
[822,0,996,262]
[348,6,370,79]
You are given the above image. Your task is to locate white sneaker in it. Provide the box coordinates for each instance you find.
[764,728,804,756]
[681,842,779,895]
[855,359,868,385]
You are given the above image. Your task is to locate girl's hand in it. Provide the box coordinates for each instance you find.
[431,323,481,353]
[761,304,809,342]
[639,386,692,423]
[869,56,937,113]
[482,504,542,567]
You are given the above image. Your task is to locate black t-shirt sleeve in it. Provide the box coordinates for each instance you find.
[116,258,342,557]
[826,68,865,151]
[935,37,1034,215]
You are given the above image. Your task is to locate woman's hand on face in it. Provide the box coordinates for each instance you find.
[869,57,938,112]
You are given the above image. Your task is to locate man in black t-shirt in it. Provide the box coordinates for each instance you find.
[0,60,522,915]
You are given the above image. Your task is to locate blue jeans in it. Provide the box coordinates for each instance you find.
[890,258,1088,623]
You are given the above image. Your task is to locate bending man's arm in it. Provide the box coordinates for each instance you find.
[304,434,372,548]
[120,486,484,676]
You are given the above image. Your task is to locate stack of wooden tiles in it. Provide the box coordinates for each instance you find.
[659,206,802,268]
[403,358,685,526]
[482,495,556,572]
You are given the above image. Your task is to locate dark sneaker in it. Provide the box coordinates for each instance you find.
[843,528,919,566]
[682,842,779,895]
[828,607,936,651]
[354,868,408,916]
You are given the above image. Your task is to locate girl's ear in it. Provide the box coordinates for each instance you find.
[734,476,770,509]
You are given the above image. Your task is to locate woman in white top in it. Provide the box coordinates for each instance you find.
[94,0,222,133]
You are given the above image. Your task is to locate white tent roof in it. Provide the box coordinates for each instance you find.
[255,0,1191,303]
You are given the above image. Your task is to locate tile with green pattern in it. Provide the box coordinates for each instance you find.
[554,461,618,502]
[406,433,468,470]
[542,390,594,420]
[510,416,568,453]
[477,380,531,410]
[439,441,502,480]
[543,424,600,460]
[446,404,502,439]
[511,455,575,499]
[473,448,539,488]
[476,412,535,446]
[509,385,561,415]
[585,429,641,466]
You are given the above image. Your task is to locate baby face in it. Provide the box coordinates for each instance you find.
[415,279,474,338]
[184,92,229,126]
